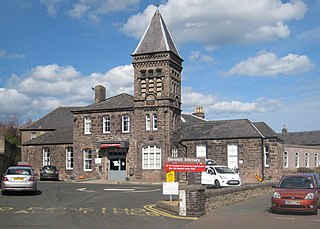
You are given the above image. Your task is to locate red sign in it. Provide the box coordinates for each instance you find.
[164,163,206,172]
[100,143,121,148]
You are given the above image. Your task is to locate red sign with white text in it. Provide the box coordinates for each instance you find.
[164,163,206,172]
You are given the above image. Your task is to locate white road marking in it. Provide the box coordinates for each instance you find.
[275,217,295,220]
[77,188,96,192]
[104,188,136,191]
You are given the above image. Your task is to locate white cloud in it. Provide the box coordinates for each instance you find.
[0,49,26,59]
[40,0,63,16]
[182,87,283,115]
[122,0,307,46]
[188,51,215,63]
[1,63,134,120]
[225,51,313,77]
[67,0,139,21]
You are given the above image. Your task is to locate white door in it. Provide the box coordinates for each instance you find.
[227,144,238,172]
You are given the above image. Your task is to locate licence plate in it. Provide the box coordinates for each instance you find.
[285,200,300,205]
[13,177,24,181]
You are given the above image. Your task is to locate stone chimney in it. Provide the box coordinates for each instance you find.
[282,125,288,134]
[192,106,205,119]
[94,85,106,103]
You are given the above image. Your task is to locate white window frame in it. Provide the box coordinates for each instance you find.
[152,113,158,130]
[295,152,299,168]
[227,144,238,171]
[196,144,206,158]
[146,114,151,130]
[304,153,309,168]
[142,146,161,169]
[122,114,130,133]
[315,153,319,167]
[264,146,270,167]
[84,117,92,134]
[103,115,111,133]
[83,149,92,171]
[66,147,73,170]
[283,151,288,168]
[43,148,50,166]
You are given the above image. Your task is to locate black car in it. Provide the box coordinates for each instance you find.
[40,166,59,181]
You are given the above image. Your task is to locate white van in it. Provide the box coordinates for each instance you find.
[201,165,241,188]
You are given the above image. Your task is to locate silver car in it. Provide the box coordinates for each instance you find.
[1,166,37,195]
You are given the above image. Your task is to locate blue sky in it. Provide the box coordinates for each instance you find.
[0,0,319,132]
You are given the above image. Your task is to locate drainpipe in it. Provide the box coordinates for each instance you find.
[261,137,265,180]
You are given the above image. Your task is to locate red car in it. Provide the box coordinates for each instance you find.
[271,174,320,215]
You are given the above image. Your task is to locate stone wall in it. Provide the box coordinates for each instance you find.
[205,183,275,210]
[0,135,17,177]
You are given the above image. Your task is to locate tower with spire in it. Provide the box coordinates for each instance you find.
[131,10,183,179]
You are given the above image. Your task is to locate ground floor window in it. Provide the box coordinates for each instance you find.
[83,149,92,171]
[227,144,238,172]
[283,151,288,168]
[66,147,73,170]
[264,146,270,167]
[43,148,50,166]
[142,146,161,169]
[294,152,299,168]
[196,144,206,158]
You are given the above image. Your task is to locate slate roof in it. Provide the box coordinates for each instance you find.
[277,130,320,146]
[181,119,264,140]
[26,127,73,145]
[132,10,181,58]
[181,114,206,123]
[21,107,81,130]
[74,93,133,113]
[252,122,278,138]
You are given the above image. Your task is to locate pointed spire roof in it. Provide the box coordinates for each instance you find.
[133,10,181,58]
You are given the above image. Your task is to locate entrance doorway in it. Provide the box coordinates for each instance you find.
[108,150,127,180]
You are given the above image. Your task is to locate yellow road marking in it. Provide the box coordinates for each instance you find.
[144,204,198,220]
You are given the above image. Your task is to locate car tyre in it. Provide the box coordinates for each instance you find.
[1,190,6,195]
[312,209,318,215]
[215,180,221,189]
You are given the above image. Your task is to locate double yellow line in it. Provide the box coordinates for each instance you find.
[144,204,198,220]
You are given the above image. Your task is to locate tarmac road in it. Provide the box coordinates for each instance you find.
[183,193,320,229]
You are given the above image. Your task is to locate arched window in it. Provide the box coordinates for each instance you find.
[142,146,161,169]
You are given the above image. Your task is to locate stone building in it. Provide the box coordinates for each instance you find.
[0,134,17,177]
[20,10,283,183]
[278,127,320,171]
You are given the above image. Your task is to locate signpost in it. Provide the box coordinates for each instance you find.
[164,163,206,172]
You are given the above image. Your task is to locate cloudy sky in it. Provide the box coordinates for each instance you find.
[0,0,319,132]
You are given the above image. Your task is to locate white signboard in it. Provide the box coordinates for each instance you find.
[162,182,179,195]
[95,158,102,164]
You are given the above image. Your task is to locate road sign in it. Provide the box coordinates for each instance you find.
[164,163,206,172]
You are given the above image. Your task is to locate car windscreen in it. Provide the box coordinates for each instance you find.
[6,168,32,175]
[279,176,314,189]
[215,167,235,174]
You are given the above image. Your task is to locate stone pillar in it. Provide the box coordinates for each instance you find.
[180,184,206,217]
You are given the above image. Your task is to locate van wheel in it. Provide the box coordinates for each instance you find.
[215,180,221,189]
